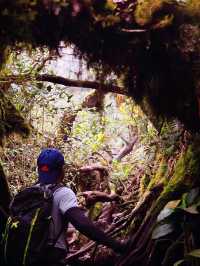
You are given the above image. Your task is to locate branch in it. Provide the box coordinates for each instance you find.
[80,190,120,206]
[114,136,138,161]
[0,74,126,95]
[79,164,109,174]
[37,74,125,94]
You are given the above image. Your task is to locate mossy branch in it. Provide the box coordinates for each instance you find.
[0,74,126,95]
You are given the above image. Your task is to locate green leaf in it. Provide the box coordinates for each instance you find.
[165,200,181,209]
[183,206,199,214]
[152,223,174,240]
[157,208,173,222]
[181,193,188,208]
[187,249,200,258]
[174,259,185,266]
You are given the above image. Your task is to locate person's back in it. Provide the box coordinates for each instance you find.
[38,148,128,265]
[3,148,127,266]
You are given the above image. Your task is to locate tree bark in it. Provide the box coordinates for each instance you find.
[0,163,11,241]
[0,164,11,213]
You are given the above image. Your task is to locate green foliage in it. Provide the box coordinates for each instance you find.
[112,159,133,182]
[152,223,174,239]
[134,0,175,27]
[140,173,150,194]
[158,143,200,204]
[88,202,103,221]
[148,157,168,190]
[72,110,106,160]
[152,187,200,266]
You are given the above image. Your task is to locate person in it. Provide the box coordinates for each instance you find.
[37,148,126,265]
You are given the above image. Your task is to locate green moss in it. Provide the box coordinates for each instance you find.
[159,142,200,204]
[88,202,103,221]
[0,90,30,144]
[148,157,168,190]
[160,120,171,136]
[164,145,175,157]
[134,0,174,27]
[169,146,198,185]
[140,174,150,195]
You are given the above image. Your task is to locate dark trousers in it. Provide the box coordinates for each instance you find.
[32,247,67,266]
[0,246,67,266]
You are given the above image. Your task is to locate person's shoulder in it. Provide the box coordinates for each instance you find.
[54,186,76,197]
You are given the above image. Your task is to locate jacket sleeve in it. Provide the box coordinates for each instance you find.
[64,207,122,252]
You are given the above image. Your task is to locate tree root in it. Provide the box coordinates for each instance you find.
[65,183,164,264]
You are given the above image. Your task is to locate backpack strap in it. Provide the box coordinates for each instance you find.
[38,183,63,199]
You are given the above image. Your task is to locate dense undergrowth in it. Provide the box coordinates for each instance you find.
[2,89,200,265]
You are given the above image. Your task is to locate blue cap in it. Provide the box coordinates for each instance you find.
[37,148,65,184]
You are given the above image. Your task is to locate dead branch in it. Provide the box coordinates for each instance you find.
[66,241,95,262]
[80,191,120,206]
[114,136,138,161]
[79,164,109,174]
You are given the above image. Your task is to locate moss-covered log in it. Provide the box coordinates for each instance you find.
[116,126,200,266]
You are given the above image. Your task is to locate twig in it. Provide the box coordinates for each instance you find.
[30,55,53,73]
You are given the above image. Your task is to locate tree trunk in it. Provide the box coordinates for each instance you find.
[0,163,11,241]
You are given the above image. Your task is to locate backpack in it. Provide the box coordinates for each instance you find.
[1,184,60,266]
